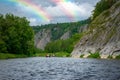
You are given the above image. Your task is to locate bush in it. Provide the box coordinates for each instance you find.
[34,48,45,53]
[80,54,84,58]
[88,52,100,58]
[116,55,120,59]
[107,55,113,59]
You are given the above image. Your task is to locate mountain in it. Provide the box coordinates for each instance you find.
[33,19,90,50]
[71,0,120,58]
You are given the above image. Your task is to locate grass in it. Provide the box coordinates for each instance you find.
[87,52,100,58]
[0,52,71,60]
[55,52,70,57]
[0,53,27,59]
[35,53,47,57]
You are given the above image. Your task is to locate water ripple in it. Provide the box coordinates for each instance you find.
[0,58,120,80]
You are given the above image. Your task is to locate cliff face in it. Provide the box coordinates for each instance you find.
[71,1,120,58]
[35,24,88,50]
[60,31,70,40]
[35,29,51,50]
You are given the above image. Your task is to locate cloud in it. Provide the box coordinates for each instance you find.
[0,0,100,25]
[45,1,94,21]
[45,6,65,17]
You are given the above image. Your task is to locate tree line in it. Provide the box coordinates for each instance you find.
[0,14,34,56]
[92,0,117,19]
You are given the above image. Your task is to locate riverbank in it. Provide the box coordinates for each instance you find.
[1,52,120,60]
[72,53,120,59]
[0,53,28,59]
[0,52,71,59]
[35,52,70,57]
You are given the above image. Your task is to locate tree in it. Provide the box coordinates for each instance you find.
[0,14,34,55]
[92,0,117,19]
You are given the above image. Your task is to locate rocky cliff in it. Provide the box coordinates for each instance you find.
[35,29,51,50]
[71,1,120,58]
[35,24,88,50]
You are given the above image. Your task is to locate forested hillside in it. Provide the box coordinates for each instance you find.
[33,19,90,40]
[33,18,90,51]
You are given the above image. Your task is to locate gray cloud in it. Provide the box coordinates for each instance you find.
[0,0,100,26]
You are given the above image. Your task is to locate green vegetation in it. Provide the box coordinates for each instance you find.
[32,18,91,40]
[80,54,84,58]
[0,14,35,57]
[107,55,113,59]
[35,52,70,57]
[115,55,120,59]
[0,53,27,59]
[45,33,84,53]
[55,52,70,57]
[115,1,120,8]
[88,52,100,58]
[32,18,91,56]
[92,0,117,19]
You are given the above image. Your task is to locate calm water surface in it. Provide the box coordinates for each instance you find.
[0,57,120,80]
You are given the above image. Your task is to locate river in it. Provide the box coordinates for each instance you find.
[0,57,120,80]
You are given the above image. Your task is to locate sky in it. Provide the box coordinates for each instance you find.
[0,0,100,26]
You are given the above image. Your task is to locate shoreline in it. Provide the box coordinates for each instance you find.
[0,53,120,60]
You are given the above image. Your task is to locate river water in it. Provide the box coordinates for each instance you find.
[0,57,120,80]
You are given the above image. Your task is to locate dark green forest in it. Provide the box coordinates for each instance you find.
[0,14,34,56]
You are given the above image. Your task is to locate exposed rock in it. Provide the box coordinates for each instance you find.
[60,31,70,40]
[78,24,88,33]
[35,29,51,50]
[71,1,120,58]
[35,24,88,50]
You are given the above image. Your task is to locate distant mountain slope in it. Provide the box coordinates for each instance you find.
[33,19,90,50]
[71,0,120,58]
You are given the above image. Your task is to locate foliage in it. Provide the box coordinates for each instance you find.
[45,33,83,53]
[88,52,100,58]
[0,14,35,55]
[32,18,91,40]
[107,55,113,59]
[35,52,70,57]
[0,53,27,59]
[92,0,117,19]
[34,48,45,53]
[80,54,84,58]
[55,52,70,57]
[115,55,120,59]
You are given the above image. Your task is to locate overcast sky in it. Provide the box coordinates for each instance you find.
[0,0,100,26]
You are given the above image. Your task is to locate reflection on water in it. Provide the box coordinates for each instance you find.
[0,57,120,80]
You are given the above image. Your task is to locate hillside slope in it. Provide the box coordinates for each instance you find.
[34,20,90,50]
[71,1,120,58]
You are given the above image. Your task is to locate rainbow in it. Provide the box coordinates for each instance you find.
[52,0,76,21]
[10,0,51,22]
